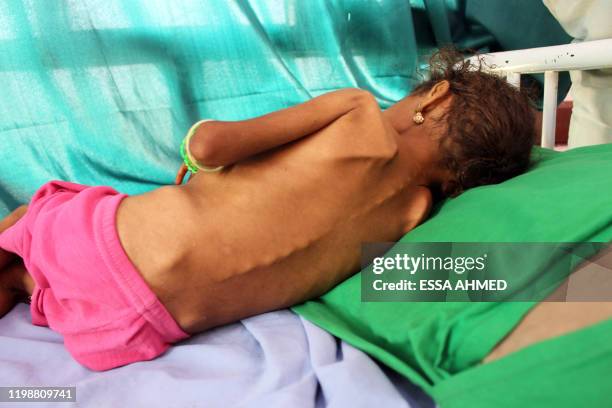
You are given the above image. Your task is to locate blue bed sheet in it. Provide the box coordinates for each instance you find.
[0,305,433,408]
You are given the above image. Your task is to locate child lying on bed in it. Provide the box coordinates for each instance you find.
[0,50,534,371]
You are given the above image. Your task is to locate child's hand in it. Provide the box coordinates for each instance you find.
[0,258,29,318]
[0,287,15,318]
[175,163,188,185]
[0,206,31,318]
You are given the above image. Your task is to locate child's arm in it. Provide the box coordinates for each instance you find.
[0,205,27,232]
[1,205,29,318]
[190,88,377,168]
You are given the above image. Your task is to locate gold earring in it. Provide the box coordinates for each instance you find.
[413,104,425,124]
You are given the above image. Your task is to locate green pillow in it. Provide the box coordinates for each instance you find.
[292,144,612,397]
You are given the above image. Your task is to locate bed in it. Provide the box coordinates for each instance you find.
[0,306,433,408]
[1,2,611,407]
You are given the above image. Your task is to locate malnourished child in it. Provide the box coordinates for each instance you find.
[0,50,535,370]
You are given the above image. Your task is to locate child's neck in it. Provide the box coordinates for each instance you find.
[383,95,420,134]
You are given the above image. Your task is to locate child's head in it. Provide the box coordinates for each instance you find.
[413,48,536,198]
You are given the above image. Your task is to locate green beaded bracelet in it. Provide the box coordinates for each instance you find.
[180,119,224,174]
[180,137,200,173]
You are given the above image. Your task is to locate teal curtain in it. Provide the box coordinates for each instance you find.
[411,0,572,105]
[0,0,571,213]
[0,0,420,212]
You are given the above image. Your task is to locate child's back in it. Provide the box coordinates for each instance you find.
[117,96,432,333]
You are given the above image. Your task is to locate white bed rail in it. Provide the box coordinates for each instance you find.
[466,39,612,149]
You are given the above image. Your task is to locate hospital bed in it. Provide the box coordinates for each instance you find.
[294,38,612,407]
[466,38,612,148]
[1,3,611,406]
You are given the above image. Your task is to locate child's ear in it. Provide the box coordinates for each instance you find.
[402,186,433,234]
[420,80,452,117]
[427,80,450,99]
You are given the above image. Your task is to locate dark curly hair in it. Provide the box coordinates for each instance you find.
[413,48,536,198]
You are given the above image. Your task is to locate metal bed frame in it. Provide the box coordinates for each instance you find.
[466,38,612,149]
